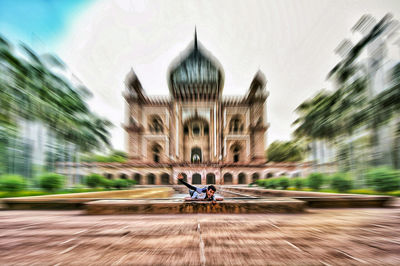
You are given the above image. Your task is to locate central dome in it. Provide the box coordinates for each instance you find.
[168,30,224,100]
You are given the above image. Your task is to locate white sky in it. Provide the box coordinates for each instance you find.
[55,0,400,152]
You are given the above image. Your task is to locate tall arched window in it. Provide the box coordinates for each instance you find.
[192,123,200,136]
[149,115,163,133]
[152,144,162,163]
[231,144,241,163]
[191,147,202,163]
[229,116,243,133]
[232,145,241,162]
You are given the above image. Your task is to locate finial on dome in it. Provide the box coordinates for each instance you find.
[194,26,198,50]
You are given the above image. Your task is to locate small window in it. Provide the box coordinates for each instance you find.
[184,126,189,135]
[204,125,209,135]
[192,124,200,136]
[152,145,161,163]
[233,119,240,132]
[232,145,240,162]
[230,116,243,133]
[149,116,163,133]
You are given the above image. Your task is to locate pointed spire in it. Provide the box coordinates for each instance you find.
[194,26,198,50]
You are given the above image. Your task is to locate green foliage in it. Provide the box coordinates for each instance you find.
[330,173,353,192]
[278,177,290,190]
[101,178,113,189]
[0,190,49,198]
[0,188,113,198]
[365,167,400,192]
[387,190,400,197]
[266,141,303,162]
[257,177,290,190]
[256,179,267,187]
[266,178,277,189]
[0,174,26,192]
[291,178,305,189]
[0,34,112,155]
[85,174,104,188]
[112,179,130,189]
[293,16,400,170]
[347,189,380,195]
[39,173,65,192]
[307,173,325,190]
[110,150,128,159]
[126,179,136,186]
[81,152,127,163]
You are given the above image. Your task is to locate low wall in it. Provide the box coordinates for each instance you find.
[1,188,174,210]
[223,186,394,208]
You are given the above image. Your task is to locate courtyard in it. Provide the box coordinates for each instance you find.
[1,204,399,265]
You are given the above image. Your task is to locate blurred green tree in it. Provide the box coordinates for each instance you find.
[293,14,399,174]
[0,35,113,178]
[266,141,303,162]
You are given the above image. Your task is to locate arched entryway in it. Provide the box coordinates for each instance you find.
[161,173,170,185]
[120,173,128,179]
[133,173,142,184]
[192,173,201,184]
[147,173,155,185]
[104,173,113,180]
[206,173,216,184]
[223,173,233,185]
[238,173,246,184]
[252,173,260,183]
[179,173,187,182]
[266,172,273,178]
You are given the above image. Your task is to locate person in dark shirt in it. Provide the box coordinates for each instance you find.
[177,173,216,203]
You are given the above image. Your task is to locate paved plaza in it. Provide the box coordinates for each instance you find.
[0,206,400,265]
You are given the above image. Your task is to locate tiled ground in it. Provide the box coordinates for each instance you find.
[0,207,399,265]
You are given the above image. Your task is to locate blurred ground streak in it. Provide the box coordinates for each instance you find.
[0,203,399,265]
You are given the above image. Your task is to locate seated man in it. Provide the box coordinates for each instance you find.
[177,173,217,203]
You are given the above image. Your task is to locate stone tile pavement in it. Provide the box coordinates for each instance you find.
[0,206,400,265]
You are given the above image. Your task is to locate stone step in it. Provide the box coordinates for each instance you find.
[85,198,306,214]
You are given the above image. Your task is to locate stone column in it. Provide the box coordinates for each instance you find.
[233,173,239,185]
[247,172,252,184]
[155,174,161,185]
[216,171,221,185]
[201,169,206,185]
[188,172,192,184]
